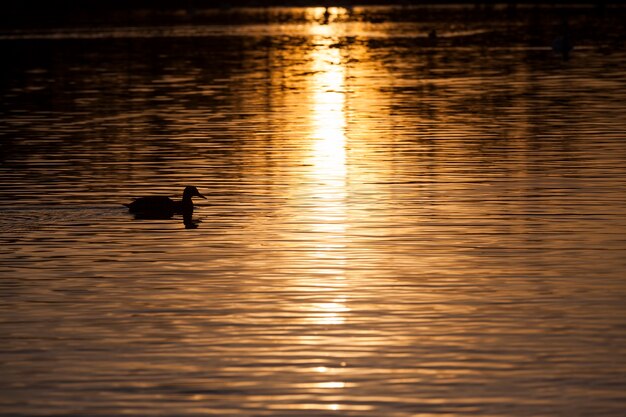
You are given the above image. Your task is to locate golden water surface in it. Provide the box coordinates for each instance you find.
[1,6,626,416]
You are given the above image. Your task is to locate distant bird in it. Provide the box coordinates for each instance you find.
[124,186,206,219]
[552,16,573,60]
[322,7,331,25]
[552,34,573,60]
[428,29,438,46]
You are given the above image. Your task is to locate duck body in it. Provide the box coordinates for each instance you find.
[125,196,179,218]
[124,186,205,219]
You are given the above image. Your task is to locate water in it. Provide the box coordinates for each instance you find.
[1,5,626,416]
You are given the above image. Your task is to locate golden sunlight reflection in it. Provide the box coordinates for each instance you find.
[309,297,350,325]
[257,18,370,409]
[307,35,347,241]
[297,27,352,408]
[317,381,346,389]
[297,29,350,324]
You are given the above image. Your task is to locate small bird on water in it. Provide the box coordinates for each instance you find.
[124,186,206,219]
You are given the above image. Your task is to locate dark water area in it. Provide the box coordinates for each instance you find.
[1,5,626,416]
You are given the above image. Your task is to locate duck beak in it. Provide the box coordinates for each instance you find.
[197,192,207,199]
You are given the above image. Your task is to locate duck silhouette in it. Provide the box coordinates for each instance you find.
[124,186,206,219]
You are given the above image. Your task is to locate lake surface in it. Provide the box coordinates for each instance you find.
[1,5,626,416]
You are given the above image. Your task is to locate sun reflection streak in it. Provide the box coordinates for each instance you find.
[301,29,351,331]
[307,37,347,240]
[289,19,352,407]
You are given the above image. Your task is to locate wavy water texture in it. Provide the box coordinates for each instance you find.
[1,6,626,417]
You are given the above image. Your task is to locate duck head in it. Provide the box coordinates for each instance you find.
[183,186,206,200]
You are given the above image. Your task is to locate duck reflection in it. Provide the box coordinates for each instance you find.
[182,213,200,229]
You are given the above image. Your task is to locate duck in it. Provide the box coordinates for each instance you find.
[124,186,206,219]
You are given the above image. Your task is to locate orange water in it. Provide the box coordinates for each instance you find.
[1,7,626,416]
